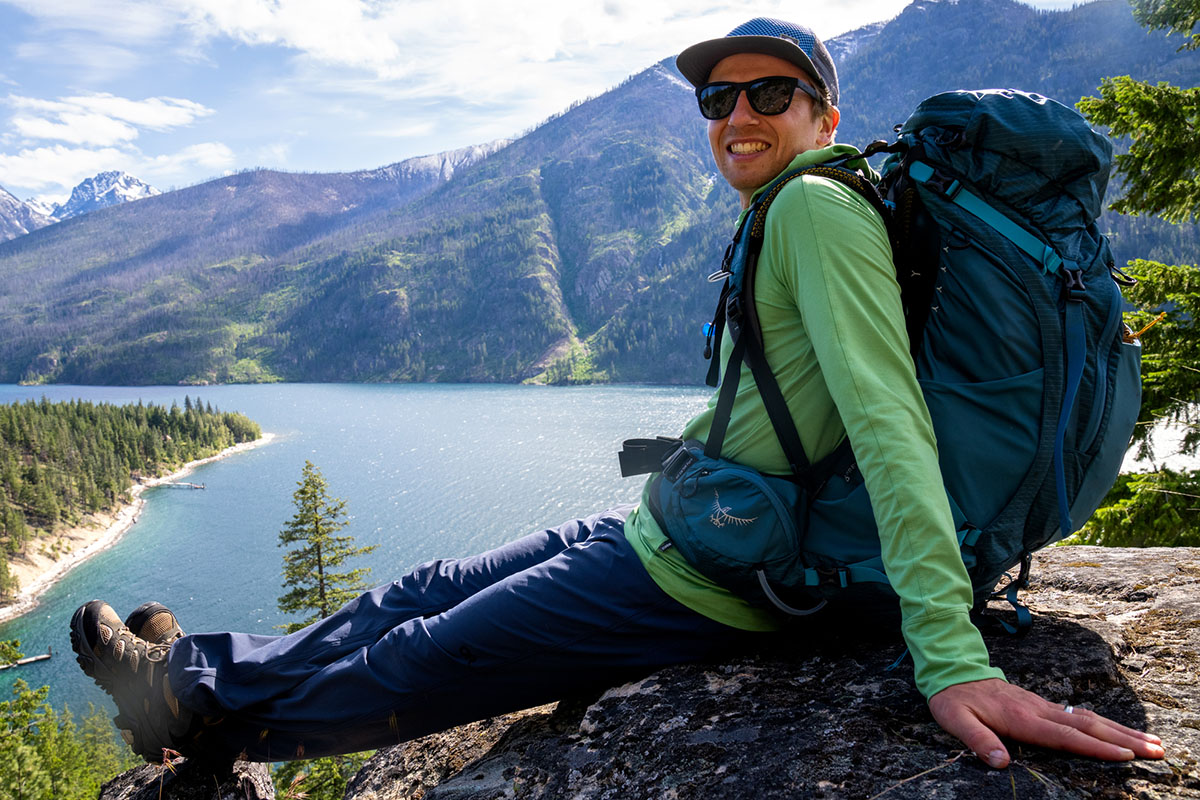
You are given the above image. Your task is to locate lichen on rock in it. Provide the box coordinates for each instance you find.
[101,547,1200,799]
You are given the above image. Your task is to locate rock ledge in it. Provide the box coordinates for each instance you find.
[102,547,1200,799]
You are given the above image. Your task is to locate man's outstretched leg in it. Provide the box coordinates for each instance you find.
[71,507,753,762]
[170,507,753,761]
[70,510,603,762]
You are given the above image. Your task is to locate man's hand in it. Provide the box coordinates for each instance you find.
[929,678,1166,768]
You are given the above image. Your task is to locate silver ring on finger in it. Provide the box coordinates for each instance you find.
[1064,704,1074,714]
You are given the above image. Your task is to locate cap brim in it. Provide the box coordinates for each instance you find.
[676,34,826,97]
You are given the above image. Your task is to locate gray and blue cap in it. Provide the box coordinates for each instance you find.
[676,17,839,108]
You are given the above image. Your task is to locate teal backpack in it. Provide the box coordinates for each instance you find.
[620,89,1142,628]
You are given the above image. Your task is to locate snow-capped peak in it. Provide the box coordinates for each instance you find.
[0,184,54,241]
[23,197,58,218]
[52,171,160,220]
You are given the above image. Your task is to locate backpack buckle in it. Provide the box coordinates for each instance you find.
[708,243,735,282]
[661,445,696,482]
[925,171,962,200]
[1064,268,1086,301]
[814,566,849,588]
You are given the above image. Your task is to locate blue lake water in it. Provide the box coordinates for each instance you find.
[0,383,710,714]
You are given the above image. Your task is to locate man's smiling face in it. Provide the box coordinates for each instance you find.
[705,52,838,207]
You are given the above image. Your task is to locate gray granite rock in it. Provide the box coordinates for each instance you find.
[350,546,1200,799]
[97,758,273,799]
[99,547,1200,799]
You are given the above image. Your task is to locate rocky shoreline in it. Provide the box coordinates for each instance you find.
[0,433,275,626]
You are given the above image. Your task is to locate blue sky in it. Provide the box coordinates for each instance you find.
[0,0,1083,206]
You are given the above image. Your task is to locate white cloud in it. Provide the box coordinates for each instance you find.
[7,93,214,146]
[71,94,213,130]
[251,141,292,166]
[13,38,144,80]
[180,0,916,142]
[0,144,129,192]
[4,0,914,79]
[2,0,177,41]
[0,0,919,154]
[0,0,1085,200]
[178,0,402,70]
[141,141,235,176]
[12,112,139,146]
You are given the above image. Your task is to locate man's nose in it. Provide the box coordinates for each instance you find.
[727,89,758,126]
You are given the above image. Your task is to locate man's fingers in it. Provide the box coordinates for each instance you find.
[1019,714,1138,761]
[1059,707,1166,759]
[930,680,1166,767]
[931,696,1010,768]
[1071,707,1163,745]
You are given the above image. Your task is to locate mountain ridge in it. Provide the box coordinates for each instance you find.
[51,171,160,220]
[0,185,53,242]
[0,0,1194,386]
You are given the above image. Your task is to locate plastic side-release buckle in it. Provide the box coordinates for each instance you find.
[991,552,1034,636]
[809,566,849,588]
[708,242,735,282]
[907,160,961,199]
[661,445,696,483]
[1064,267,1086,301]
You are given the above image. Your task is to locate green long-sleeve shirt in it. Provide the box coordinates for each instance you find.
[624,145,1006,700]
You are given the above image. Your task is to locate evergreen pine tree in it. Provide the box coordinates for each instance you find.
[277,461,377,634]
[0,642,136,799]
[1074,0,1200,546]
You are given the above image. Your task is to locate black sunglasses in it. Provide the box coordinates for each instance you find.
[695,76,821,121]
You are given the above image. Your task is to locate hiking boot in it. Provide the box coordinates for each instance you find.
[70,600,194,762]
[125,601,184,645]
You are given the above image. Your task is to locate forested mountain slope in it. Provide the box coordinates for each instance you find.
[0,0,1193,386]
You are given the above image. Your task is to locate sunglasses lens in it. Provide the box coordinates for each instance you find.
[748,79,796,115]
[696,78,799,119]
[697,84,738,120]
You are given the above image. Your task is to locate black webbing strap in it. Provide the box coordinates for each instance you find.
[703,334,746,460]
[618,436,682,478]
[703,213,753,389]
[741,328,810,477]
[682,158,886,484]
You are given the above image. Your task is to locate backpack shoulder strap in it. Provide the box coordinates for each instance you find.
[706,157,888,482]
[748,160,893,244]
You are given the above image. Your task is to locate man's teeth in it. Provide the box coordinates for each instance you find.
[729,142,768,154]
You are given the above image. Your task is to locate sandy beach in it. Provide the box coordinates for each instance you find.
[0,433,275,626]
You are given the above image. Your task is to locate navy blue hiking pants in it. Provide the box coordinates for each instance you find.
[167,506,755,762]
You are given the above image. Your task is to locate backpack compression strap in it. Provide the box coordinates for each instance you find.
[907,158,1088,537]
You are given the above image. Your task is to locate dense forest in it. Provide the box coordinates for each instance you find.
[0,0,1194,387]
[0,398,261,599]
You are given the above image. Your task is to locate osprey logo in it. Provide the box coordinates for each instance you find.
[709,490,758,527]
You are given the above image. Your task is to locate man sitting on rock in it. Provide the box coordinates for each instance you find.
[71,17,1165,772]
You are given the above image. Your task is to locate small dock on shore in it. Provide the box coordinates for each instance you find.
[0,647,52,671]
[134,477,206,489]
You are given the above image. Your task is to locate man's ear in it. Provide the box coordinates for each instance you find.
[818,107,841,146]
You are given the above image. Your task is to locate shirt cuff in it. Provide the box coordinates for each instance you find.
[903,607,1007,699]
